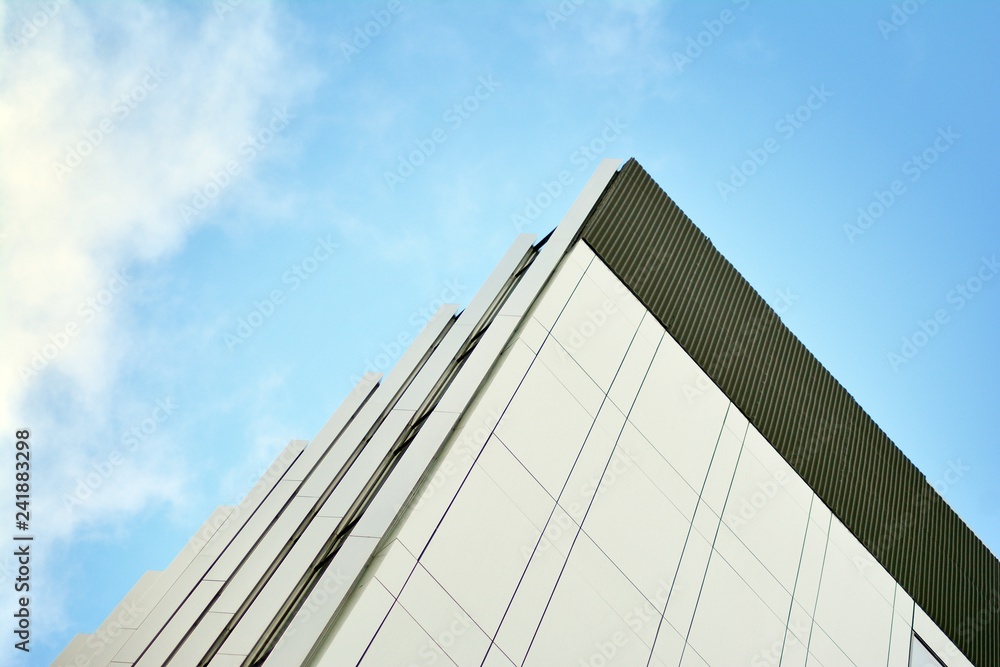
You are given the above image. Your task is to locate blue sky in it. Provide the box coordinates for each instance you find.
[1,1,998,664]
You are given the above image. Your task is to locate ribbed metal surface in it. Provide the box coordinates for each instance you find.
[581,158,999,667]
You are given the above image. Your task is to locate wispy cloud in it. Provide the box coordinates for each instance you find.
[0,0,315,654]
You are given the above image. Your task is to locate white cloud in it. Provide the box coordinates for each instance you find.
[0,0,316,657]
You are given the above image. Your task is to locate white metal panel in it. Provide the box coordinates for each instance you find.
[583,251,647,329]
[284,374,380,483]
[513,314,547,353]
[134,579,223,666]
[210,495,315,615]
[628,330,730,495]
[111,553,216,663]
[307,577,394,667]
[526,245,588,333]
[395,340,534,558]
[397,564,492,667]
[522,532,657,667]
[791,500,830,617]
[266,534,380,666]
[607,312,661,414]
[205,479,299,582]
[216,515,340,657]
[722,444,810,595]
[493,360,594,498]
[615,421,699,523]
[581,431,690,608]
[420,464,542,635]
[714,523,792,621]
[813,517,894,667]
[493,505,577,665]
[550,272,637,394]
[559,399,626,524]
[699,425,743,517]
[166,611,232,667]
[887,596,914,667]
[661,528,712,647]
[370,538,417,598]
[685,554,788,667]
[357,604,459,667]
[534,335,604,418]
[476,435,554,532]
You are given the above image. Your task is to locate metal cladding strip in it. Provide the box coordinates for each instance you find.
[180,306,458,666]
[292,305,459,501]
[111,440,307,666]
[103,504,238,665]
[261,164,621,667]
[253,238,539,666]
[130,443,309,667]
[211,235,540,664]
[129,376,379,664]
[284,373,382,483]
[52,569,163,667]
[580,158,1000,667]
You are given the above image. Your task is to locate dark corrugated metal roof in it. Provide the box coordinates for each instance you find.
[580,158,999,667]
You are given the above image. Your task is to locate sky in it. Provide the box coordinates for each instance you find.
[0,1,998,664]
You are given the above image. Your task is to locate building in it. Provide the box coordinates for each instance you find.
[55,158,998,667]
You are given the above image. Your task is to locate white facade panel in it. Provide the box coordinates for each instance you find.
[628,332,730,494]
[419,463,542,635]
[493,359,593,498]
[397,564,492,667]
[492,504,577,665]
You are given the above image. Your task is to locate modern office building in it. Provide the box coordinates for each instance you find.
[55,159,998,667]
